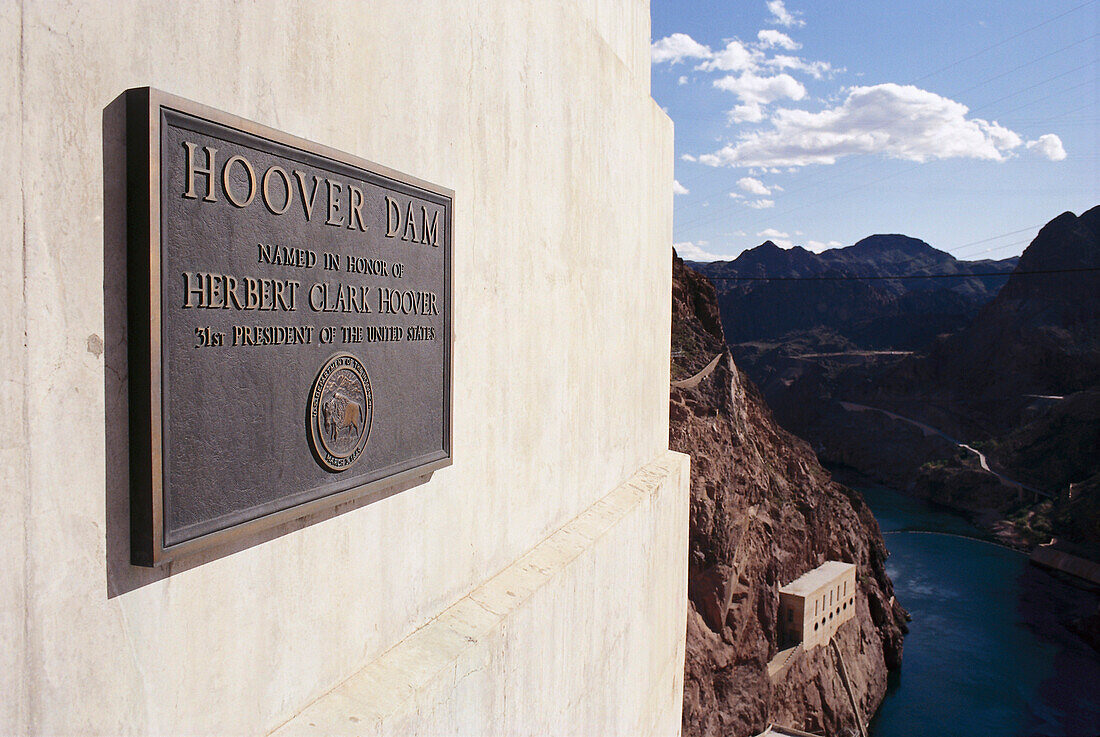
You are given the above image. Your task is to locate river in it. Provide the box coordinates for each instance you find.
[858,484,1100,737]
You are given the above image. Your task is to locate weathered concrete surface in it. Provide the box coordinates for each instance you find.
[2,1,679,734]
[0,3,27,732]
[271,451,689,737]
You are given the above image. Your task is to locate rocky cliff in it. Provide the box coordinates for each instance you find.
[914,206,1100,432]
[670,251,907,737]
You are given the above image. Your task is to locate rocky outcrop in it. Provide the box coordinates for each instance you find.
[1070,605,1100,654]
[670,251,907,737]
[912,206,1100,433]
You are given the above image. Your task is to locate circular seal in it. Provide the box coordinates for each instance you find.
[308,352,373,472]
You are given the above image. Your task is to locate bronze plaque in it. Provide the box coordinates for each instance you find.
[126,88,452,566]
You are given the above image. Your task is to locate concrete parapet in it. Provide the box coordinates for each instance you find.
[1031,546,1100,586]
[1,1,677,733]
[271,450,689,736]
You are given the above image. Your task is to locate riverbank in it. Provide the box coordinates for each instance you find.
[857,484,1100,736]
[828,466,1006,542]
[805,390,1100,558]
[827,463,1062,554]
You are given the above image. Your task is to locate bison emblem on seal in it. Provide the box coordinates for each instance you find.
[323,392,361,441]
[308,353,373,472]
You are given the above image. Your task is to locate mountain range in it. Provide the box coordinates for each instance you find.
[698,206,1100,555]
[692,235,1017,350]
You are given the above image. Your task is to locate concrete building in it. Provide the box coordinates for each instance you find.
[778,562,857,650]
[1,2,687,735]
[754,725,824,737]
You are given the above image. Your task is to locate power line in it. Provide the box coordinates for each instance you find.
[676,65,1093,237]
[938,32,1097,98]
[965,61,1095,116]
[672,8,1097,215]
[674,70,1088,235]
[909,0,1097,85]
[670,7,1098,235]
[701,267,1100,282]
[948,224,1041,250]
[672,32,1096,132]
[954,239,1034,258]
[993,77,1096,118]
[952,242,1021,257]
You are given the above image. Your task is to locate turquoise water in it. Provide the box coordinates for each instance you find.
[859,485,1100,737]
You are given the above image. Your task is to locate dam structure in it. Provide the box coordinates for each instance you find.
[1,2,686,735]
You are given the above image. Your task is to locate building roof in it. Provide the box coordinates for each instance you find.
[755,724,823,737]
[778,561,855,597]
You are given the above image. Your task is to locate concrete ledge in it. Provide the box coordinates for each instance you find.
[269,450,690,736]
[1031,546,1100,585]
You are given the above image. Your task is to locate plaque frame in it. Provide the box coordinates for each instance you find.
[126,87,453,567]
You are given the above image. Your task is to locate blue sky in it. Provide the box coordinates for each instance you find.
[651,0,1099,261]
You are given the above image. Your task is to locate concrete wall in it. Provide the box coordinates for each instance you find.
[780,566,857,650]
[2,1,685,735]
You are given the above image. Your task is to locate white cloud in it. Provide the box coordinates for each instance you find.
[757,228,791,246]
[714,70,806,123]
[757,29,800,50]
[767,0,805,28]
[1026,134,1067,161]
[728,192,744,199]
[673,179,690,195]
[737,176,772,195]
[695,40,760,72]
[652,26,832,99]
[651,33,712,64]
[700,83,1031,168]
[806,239,842,252]
[727,104,767,124]
[674,241,725,261]
[765,55,835,79]
[746,198,775,209]
[681,153,697,162]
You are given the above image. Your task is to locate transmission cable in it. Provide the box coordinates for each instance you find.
[701,267,1100,282]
